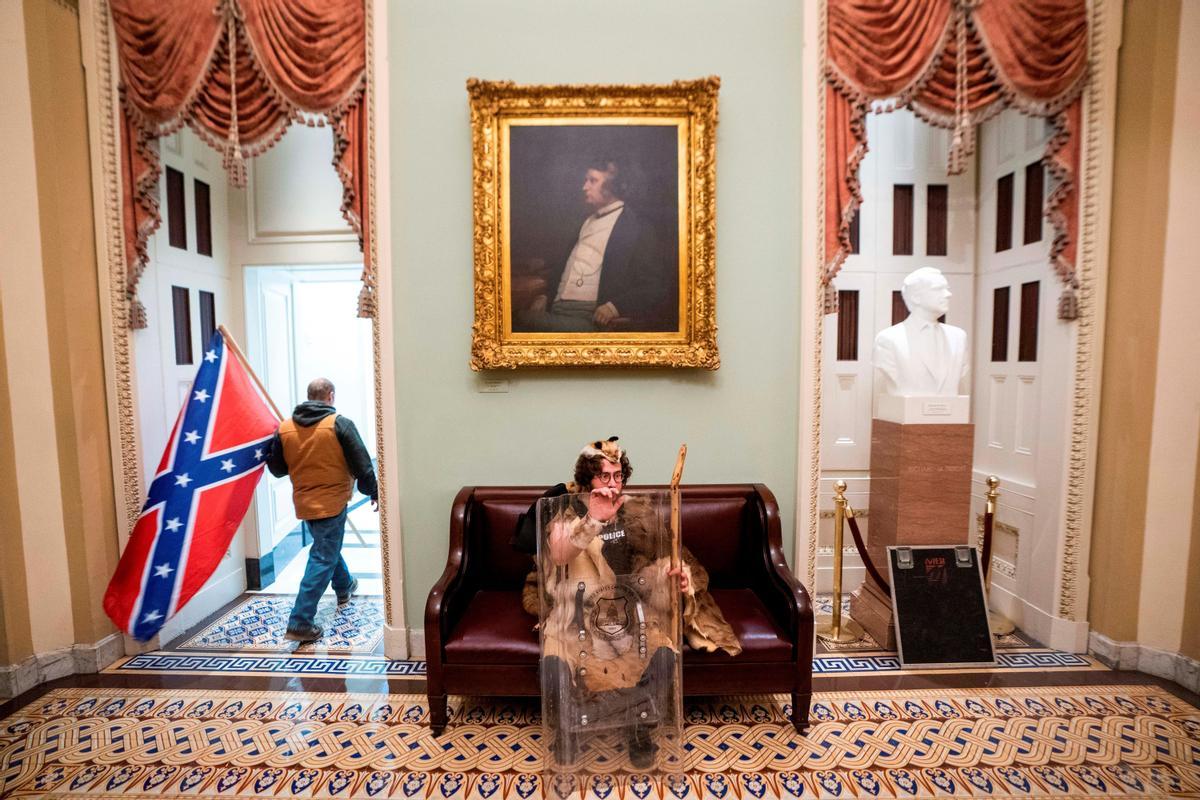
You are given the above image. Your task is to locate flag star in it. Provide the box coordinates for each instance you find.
[204,349,218,363]
[174,473,193,488]
[183,430,200,445]
[164,517,182,532]
[153,563,174,578]
[142,610,163,624]
[253,448,263,460]
[193,389,210,403]
[220,458,235,473]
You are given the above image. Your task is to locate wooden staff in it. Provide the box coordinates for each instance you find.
[669,444,687,645]
[669,444,687,570]
[218,324,284,421]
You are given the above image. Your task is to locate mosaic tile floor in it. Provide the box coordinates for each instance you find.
[2,685,1198,797]
[173,594,385,654]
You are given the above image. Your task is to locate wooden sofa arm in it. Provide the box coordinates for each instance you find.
[749,484,815,655]
[424,486,477,661]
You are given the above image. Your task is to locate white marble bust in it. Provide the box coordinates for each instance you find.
[873,267,969,398]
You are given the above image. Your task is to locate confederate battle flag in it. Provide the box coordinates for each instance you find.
[104,330,279,641]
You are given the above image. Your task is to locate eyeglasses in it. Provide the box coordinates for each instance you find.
[595,472,623,484]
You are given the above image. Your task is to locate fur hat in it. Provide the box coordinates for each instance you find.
[580,436,623,464]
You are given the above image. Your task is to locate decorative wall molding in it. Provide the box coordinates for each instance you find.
[1089,631,1200,695]
[366,0,408,657]
[820,508,869,519]
[1056,0,1120,621]
[975,513,1019,580]
[81,0,407,663]
[83,0,142,538]
[990,556,1017,581]
[797,0,1120,639]
[816,546,862,556]
[244,161,357,245]
[794,0,826,593]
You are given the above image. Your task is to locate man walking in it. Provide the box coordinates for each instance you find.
[267,377,377,642]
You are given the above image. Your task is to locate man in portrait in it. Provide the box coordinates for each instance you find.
[516,157,675,333]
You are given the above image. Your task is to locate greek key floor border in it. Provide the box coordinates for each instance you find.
[106,652,426,677]
[104,648,1095,679]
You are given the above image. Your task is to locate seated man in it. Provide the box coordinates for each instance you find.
[514,438,741,767]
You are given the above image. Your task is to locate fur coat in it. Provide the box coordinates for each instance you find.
[523,491,742,669]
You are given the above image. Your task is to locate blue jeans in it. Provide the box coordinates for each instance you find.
[288,508,353,630]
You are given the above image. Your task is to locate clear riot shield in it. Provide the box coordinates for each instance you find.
[536,491,683,779]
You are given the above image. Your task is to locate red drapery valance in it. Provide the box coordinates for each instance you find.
[110,0,373,328]
[825,0,1087,319]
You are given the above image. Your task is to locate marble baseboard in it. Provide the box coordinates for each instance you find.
[406,627,426,662]
[1089,630,1200,694]
[0,658,39,700]
[0,632,123,699]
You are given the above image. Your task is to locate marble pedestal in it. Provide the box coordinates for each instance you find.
[849,418,974,650]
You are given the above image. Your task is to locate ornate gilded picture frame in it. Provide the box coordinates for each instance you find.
[469,78,720,369]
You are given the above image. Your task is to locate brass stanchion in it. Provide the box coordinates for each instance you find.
[817,480,865,644]
[983,475,1015,636]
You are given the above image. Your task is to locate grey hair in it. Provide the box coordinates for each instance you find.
[307,377,335,401]
[899,267,944,311]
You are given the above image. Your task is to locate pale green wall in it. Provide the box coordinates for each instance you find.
[390,0,804,620]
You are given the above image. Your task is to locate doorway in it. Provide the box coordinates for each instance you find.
[154,265,385,658]
[127,124,385,656]
[243,265,381,602]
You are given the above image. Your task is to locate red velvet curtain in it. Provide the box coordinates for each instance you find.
[110,0,372,328]
[825,0,1087,319]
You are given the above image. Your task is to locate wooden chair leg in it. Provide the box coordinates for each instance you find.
[791,690,811,734]
[428,693,448,736]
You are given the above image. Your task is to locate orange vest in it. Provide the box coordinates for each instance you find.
[278,415,353,520]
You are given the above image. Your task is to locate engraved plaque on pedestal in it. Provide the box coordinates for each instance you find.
[849,418,974,651]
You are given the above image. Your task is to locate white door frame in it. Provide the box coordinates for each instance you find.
[80,0,409,657]
[795,0,1122,652]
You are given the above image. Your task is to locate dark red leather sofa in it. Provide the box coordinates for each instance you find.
[424,484,814,735]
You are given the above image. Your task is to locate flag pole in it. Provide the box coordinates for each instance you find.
[217,324,284,422]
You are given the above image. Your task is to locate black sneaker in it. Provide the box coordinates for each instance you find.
[628,726,655,769]
[284,623,323,643]
[337,577,359,606]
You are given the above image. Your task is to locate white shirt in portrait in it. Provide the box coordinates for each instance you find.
[556,201,625,302]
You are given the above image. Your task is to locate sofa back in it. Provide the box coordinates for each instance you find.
[461,485,765,590]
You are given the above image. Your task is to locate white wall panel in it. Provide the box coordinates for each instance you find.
[1015,375,1037,457]
[247,125,355,243]
[133,127,244,645]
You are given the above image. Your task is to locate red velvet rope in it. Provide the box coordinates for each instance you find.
[981,506,994,582]
[846,509,889,596]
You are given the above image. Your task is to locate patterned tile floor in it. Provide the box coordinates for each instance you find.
[173,594,386,654]
[2,684,1198,797]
